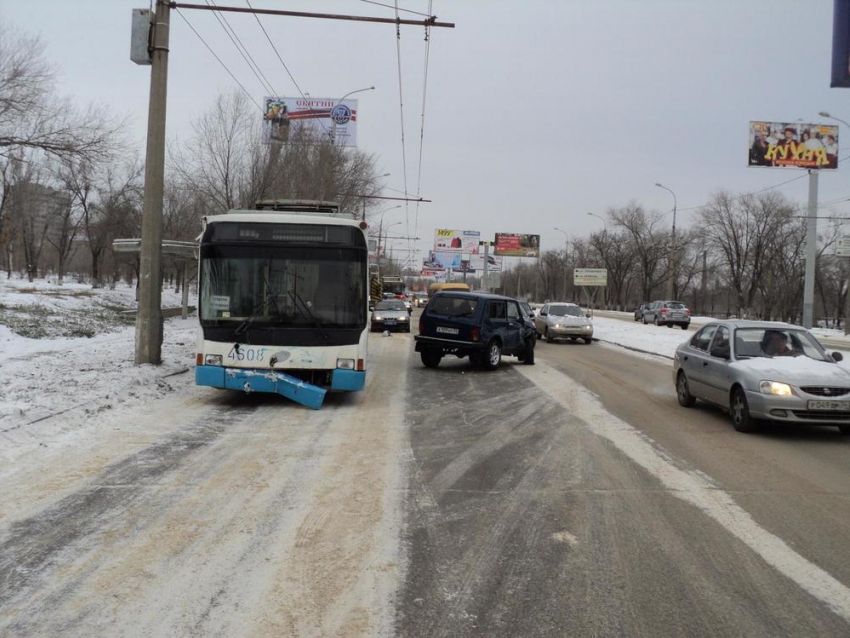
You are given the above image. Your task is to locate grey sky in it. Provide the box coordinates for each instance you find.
[3,0,850,266]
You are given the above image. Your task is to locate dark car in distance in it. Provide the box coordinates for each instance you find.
[414,292,536,370]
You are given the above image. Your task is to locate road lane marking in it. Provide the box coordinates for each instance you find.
[519,360,850,623]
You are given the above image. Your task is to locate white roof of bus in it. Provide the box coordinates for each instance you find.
[205,211,363,228]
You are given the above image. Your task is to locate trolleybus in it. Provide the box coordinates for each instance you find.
[194,200,369,409]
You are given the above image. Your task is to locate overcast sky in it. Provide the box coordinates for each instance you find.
[3,0,850,266]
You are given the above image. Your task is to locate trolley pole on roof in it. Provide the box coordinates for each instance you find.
[136,0,171,364]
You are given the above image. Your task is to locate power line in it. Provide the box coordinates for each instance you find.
[244,0,332,137]
[359,0,433,17]
[393,0,411,256]
[413,0,433,244]
[204,0,277,96]
[175,8,264,112]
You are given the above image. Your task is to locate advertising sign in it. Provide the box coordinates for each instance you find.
[748,121,838,170]
[494,233,540,257]
[434,229,480,253]
[263,96,358,146]
[426,251,463,270]
[574,268,608,286]
[470,254,503,272]
[837,236,850,257]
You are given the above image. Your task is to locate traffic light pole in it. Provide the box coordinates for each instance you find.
[135,0,170,364]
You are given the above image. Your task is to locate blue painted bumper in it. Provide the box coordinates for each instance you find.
[195,365,327,410]
[330,369,366,391]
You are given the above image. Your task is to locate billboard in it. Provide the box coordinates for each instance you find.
[424,252,502,272]
[434,229,480,253]
[837,236,850,257]
[574,268,608,286]
[494,233,540,257]
[470,254,503,272]
[263,96,358,146]
[749,121,838,170]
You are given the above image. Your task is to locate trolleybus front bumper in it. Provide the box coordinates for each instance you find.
[195,365,364,410]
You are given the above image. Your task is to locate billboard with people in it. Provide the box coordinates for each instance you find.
[494,233,540,257]
[748,121,838,170]
[433,229,480,253]
[263,96,358,146]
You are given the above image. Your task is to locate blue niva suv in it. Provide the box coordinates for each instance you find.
[414,292,536,370]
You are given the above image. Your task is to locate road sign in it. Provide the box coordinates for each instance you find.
[837,236,850,257]
[574,268,607,286]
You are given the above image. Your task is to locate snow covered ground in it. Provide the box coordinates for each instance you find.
[0,275,198,469]
[592,316,690,359]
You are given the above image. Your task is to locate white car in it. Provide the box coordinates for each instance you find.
[534,302,593,344]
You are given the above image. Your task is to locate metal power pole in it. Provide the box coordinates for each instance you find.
[803,170,819,328]
[656,183,678,300]
[482,242,490,293]
[135,0,170,364]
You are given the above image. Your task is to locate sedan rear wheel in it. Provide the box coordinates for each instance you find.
[677,371,696,407]
[642,315,648,325]
[730,387,761,433]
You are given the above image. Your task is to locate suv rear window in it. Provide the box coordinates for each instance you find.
[666,302,685,309]
[429,296,478,317]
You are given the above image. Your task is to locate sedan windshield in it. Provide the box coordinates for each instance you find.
[734,328,828,361]
[549,305,583,317]
[200,246,365,329]
[375,301,405,311]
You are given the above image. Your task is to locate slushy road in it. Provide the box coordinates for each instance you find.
[1,320,849,637]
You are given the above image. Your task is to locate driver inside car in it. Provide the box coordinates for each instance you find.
[761,330,794,357]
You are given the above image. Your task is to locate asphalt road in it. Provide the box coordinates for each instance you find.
[2,321,850,636]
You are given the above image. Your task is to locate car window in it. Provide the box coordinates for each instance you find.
[540,304,549,314]
[734,327,828,361]
[710,326,730,357]
[666,302,685,310]
[374,301,405,310]
[691,325,717,352]
[548,304,582,317]
[507,302,520,319]
[429,296,478,317]
[488,301,506,319]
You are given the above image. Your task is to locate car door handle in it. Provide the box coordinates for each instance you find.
[683,356,688,361]
[703,362,709,367]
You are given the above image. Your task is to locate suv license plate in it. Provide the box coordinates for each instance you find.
[807,400,850,410]
[436,326,459,335]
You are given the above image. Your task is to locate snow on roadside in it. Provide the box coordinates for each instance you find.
[0,276,198,469]
[592,316,690,359]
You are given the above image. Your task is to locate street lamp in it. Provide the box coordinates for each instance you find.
[586,212,607,232]
[554,226,569,301]
[819,111,850,128]
[655,182,678,299]
[331,85,375,145]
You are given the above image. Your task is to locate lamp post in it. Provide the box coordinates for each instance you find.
[375,204,402,255]
[331,85,374,145]
[554,226,569,301]
[655,182,678,299]
[820,111,849,332]
[587,212,607,232]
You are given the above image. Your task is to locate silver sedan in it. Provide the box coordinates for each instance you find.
[534,302,593,344]
[673,320,850,434]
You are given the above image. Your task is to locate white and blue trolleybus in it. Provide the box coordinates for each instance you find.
[195,200,369,409]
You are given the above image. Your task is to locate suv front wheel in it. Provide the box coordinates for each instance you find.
[483,340,502,370]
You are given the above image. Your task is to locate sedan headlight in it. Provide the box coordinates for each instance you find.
[759,380,792,396]
[373,315,383,321]
[399,316,409,321]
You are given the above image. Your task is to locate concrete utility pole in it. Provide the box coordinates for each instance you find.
[803,170,819,328]
[554,227,569,300]
[136,0,170,364]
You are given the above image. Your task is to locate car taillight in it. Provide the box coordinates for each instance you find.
[661,307,668,313]
[686,309,691,315]
[471,327,480,341]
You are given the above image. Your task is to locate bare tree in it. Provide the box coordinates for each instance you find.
[609,203,669,303]
[0,24,122,163]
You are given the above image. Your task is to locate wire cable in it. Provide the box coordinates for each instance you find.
[359,0,433,17]
[393,0,411,256]
[244,0,333,138]
[413,0,433,245]
[175,8,264,112]
[204,0,277,96]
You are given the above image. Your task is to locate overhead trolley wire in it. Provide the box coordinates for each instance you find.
[413,0,433,243]
[393,0,411,254]
[359,0,433,18]
[203,0,278,96]
[244,0,332,137]
[175,8,264,112]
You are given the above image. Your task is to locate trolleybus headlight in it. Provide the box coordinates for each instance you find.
[205,354,223,366]
[337,358,356,370]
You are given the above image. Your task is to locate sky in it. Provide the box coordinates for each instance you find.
[4,0,850,269]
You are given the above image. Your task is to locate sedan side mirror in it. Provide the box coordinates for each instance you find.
[540,312,547,317]
[833,351,844,362]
